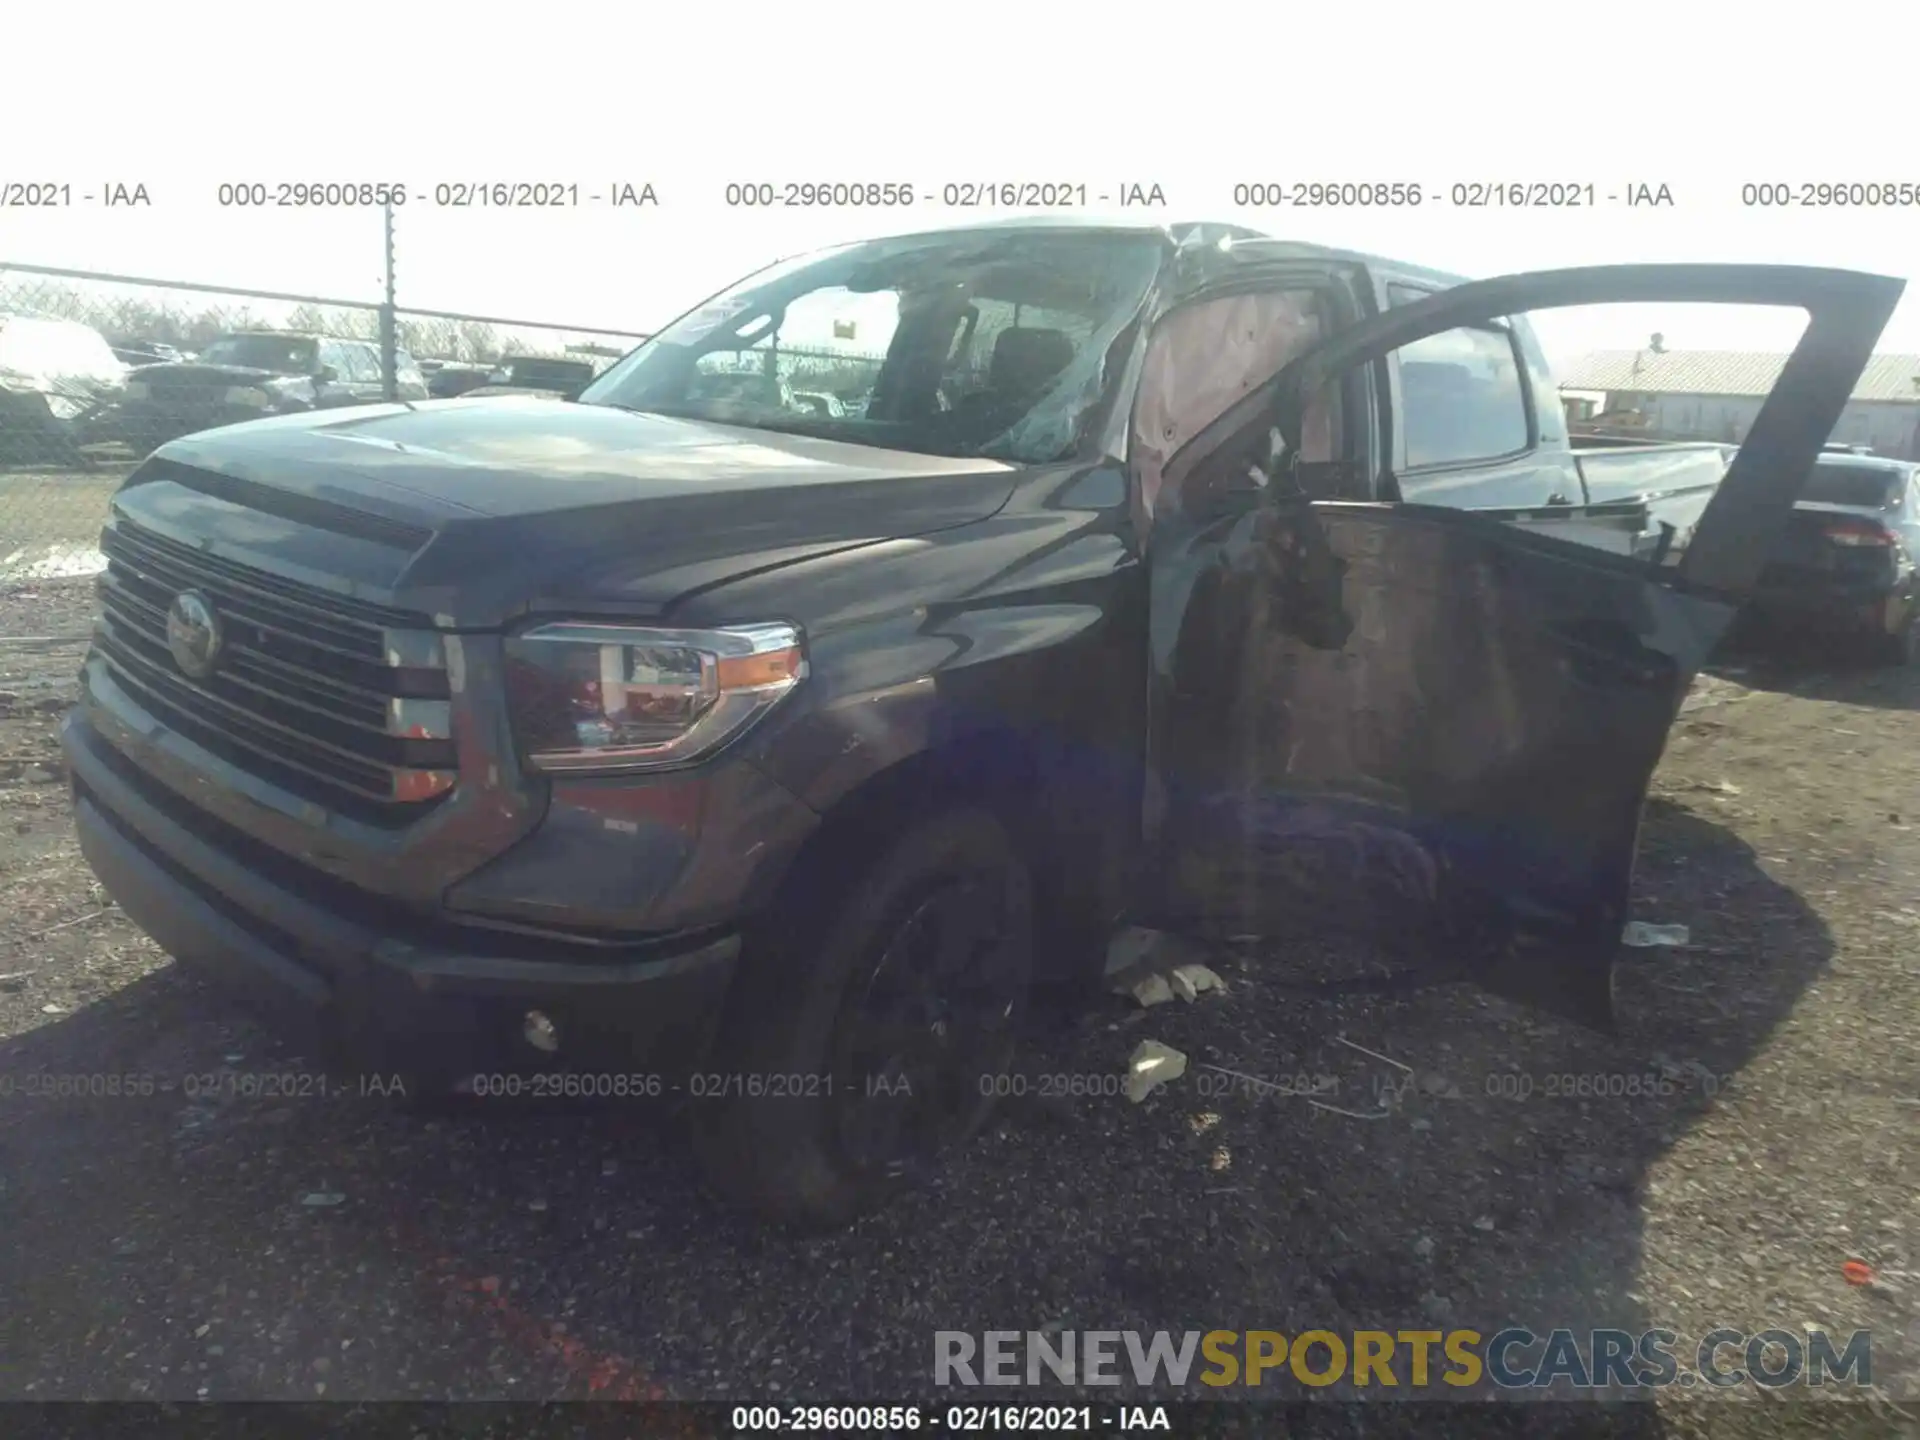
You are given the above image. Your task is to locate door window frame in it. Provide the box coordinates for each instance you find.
[1383,281,1539,478]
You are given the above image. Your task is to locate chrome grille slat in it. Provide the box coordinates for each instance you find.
[103,530,389,664]
[96,631,402,801]
[94,514,455,820]
[106,561,419,691]
[101,578,401,734]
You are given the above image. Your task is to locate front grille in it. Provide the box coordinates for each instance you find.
[93,516,456,824]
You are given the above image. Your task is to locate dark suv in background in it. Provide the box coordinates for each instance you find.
[1745,449,1920,661]
[113,332,428,452]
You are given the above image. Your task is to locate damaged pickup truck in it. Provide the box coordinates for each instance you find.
[63,219,1901,1227]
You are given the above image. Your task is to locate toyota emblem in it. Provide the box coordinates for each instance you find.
[166,589,224,680]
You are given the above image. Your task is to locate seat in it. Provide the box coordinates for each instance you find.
[948,327,1077,442]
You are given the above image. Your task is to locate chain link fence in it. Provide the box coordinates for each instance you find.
[0,263,648,581]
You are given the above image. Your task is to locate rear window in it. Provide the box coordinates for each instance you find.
[200,335,320,373]
[1802,463,1903,508]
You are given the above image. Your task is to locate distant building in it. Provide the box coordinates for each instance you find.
[1559,348,1920,458]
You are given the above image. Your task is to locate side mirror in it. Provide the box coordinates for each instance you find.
[313,364,337,383]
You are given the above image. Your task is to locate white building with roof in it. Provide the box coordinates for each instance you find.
[1559,347,1920,458]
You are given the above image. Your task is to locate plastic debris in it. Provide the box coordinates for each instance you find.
[1103,926,1164,978]
[1169,964,1227,1001]
[1623,922,1690,948]
[300,1192,346,1208]
[1122,973,1175,1008]
[1842,1260,1875,1287]
[1472,1216,1497,1232]
[1125,1040,1187,1103]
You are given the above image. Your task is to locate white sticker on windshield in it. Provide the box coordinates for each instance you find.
[673,300,754,343]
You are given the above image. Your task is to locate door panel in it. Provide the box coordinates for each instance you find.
[1143,263,1904,1030]
[1150,499,1730,1026]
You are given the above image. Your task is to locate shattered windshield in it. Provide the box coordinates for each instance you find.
[579,230,1165,463]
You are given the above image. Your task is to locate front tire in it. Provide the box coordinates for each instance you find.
[691,807,1033,1230]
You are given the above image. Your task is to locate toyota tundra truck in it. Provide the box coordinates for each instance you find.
[62,218,1900,1227]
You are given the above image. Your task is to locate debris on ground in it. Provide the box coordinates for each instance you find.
[300,1192,346,1208]
[1168,964,1226,1001]
[1622,921,1690,948]
[1124,1040,1187,1103]
[1118,972,1175,1008]
[1842,1259,1875,1287]
[1103,926,1165,978]
[1107,932,1228,1007]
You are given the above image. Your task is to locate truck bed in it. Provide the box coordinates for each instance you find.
[1568,441,1731,563]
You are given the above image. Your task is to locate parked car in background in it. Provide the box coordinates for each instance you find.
[0,313,127,466]
[1742,451,1920,662]
[426,362,498,399]
[112,332,429,451]
[464,355,599,400]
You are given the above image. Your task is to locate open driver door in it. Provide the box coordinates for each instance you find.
[1141,263,1904,1030]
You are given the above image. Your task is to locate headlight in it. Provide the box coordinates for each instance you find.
[224,386,272,408]
[503,621,806,773]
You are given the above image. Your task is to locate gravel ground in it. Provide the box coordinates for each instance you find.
[0,463,128,582]
[0,577,1914,1438]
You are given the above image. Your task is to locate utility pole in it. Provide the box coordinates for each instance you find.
[379,202,399,402]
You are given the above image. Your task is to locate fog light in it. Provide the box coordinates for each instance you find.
[523,1010,560,1053]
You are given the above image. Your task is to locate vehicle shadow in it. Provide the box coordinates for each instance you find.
[1711,628,1920,713]
[953,794,1834,1419]
[0,796,1838,1423]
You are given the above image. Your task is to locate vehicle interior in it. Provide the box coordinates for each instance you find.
[599,235,1162,462]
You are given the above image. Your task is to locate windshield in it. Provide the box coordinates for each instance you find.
[505,358,596,383]
[198,335,319,373]
[1802,461,1904,508]
[580,229,1165,463]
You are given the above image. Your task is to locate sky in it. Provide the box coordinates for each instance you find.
[7,0,1920,373]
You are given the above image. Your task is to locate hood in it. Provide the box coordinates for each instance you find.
[0,363,126,400]
[133,396,1019,625]
[131,361,304,385]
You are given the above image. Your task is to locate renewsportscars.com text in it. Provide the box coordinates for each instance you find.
[934,1328,1874,1391]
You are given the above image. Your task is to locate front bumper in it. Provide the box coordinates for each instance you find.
[65,710,745,1085]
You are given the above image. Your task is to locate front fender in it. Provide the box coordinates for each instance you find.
[744,600,1112,816]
